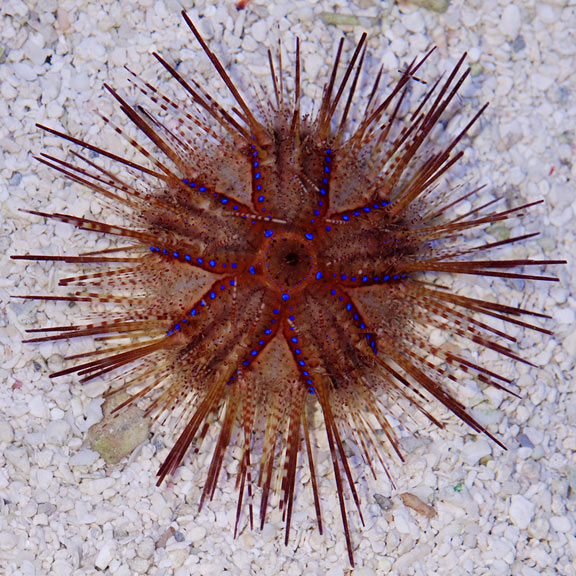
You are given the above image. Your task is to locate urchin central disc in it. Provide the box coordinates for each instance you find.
[261,232,316,291]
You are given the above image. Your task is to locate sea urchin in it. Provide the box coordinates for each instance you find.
[14,12,564,565]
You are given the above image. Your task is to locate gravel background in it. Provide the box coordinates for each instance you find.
[1,0,575,575]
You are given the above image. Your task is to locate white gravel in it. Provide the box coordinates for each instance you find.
[1,0,575,575]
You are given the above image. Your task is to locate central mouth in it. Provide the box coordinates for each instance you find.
[261,233,317,292]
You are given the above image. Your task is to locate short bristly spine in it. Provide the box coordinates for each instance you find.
[13,11,564,566]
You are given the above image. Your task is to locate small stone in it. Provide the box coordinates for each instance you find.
[500,4,521,38]
[408,0,450,13]
[69,449,100,467]
[29,395,49,419]
[188,525,206,542]
[0,530,18,551]
[550,516,572,533]
[45,419,71,445]
[509,495,535,529]
[137,537,155,559]
[461,439,492,465]
[80,477,116,496]
[87,393,151,465]
[94,541,115,570]
[251,20,268,43]
[13,62,38,81]
[0,419,14,443]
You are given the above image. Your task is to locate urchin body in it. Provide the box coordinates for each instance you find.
[14,12,563,566]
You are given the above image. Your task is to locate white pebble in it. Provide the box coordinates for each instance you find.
[188,525,207,542]
[0,419,14,443]
[80,477,116,496]
[0,530,18,551]
[500,4,521,38]
[550,516,572,533]
[509,495,535,529]
[251,20,268,43]
[403,11,426,34]
[29,395,49,419]
[94,541,116,570]
[45,419,71,445]
[69,449,100,467]
[75,38,106,62]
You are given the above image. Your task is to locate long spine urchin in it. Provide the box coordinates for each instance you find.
[13,11,565,566]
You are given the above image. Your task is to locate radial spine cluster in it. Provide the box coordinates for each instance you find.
[15,12,563,566]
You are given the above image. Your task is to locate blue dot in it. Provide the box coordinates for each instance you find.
[221,198,228,204]
[191,309,196,316]
[326,226,332,231]
[185,255,191,261]
[315,272,322,280]
[265,329,272,335]
[282,294,290,301]
[175,324,180,330]
[249,266,255,274]
[199,186,206,192]
[346,304,352,311]
[330,289,336,295]
[231,263,237,269]
[384,275,389,281]
[258,196,265,202]
[251,350,258,356]
[209,260,216,267]
[163,248,168,255]
[173,252,179,258]
[258,340,265,345]
[342,215,349,221]
[243,360,250,366]
[255,172,261,179]
[305,233,313,240]
[210,292,216,299]
[298,360,306,366]
[197,258,203,264]
[149,246,154,251]
[324,167,330,173]
[265,230,273,237]
[364,207,370,212]
[288,315,295,321]
[291,337,298,343]
[362,276,368,282]
[253,161,259,167]
[256,185,262,191]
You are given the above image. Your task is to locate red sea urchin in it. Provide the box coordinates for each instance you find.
[13,12,564,565]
